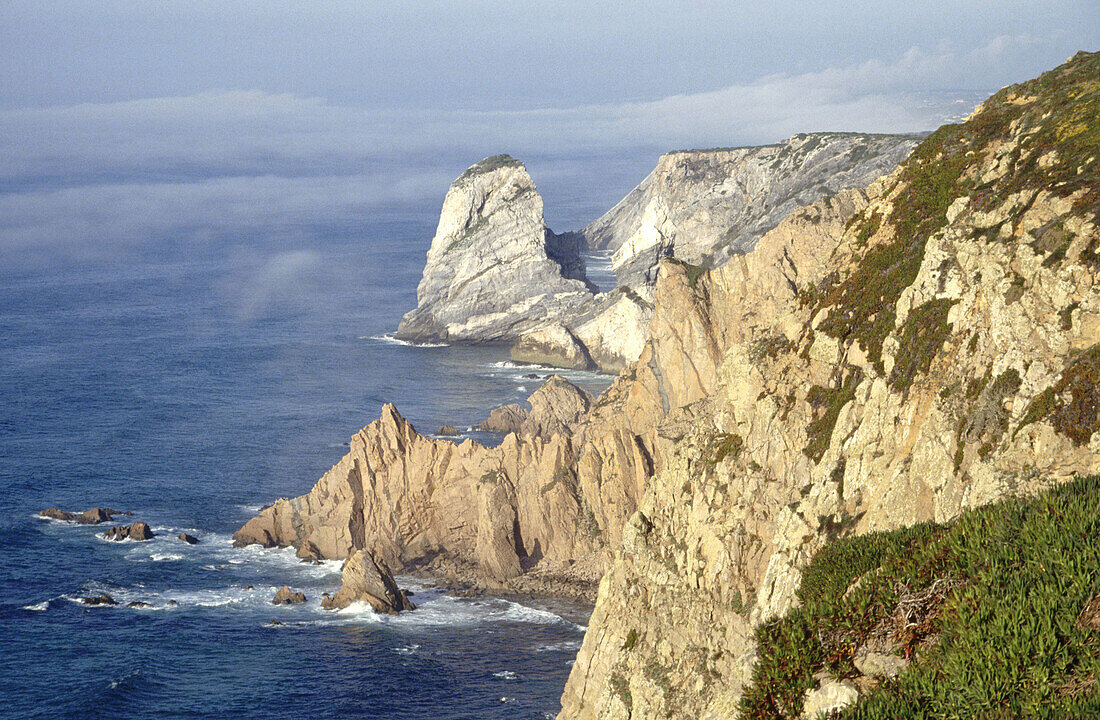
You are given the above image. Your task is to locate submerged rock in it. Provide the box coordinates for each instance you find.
[320,550,414,613]
[126,601,151,608]
[102,522,154,541]
[271,586,306,605]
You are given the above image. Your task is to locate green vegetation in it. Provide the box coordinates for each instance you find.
[751,334,794,362]
[665,257,708,289]
[815,51,1100,372]
[703,432,743,468]
[804,371,863,464]
[741,474,1100,719]
[622,628,639,651]
[1014,344,1100,445]
[888,299,957,394]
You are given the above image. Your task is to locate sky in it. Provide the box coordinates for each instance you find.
[0,1,1096,261]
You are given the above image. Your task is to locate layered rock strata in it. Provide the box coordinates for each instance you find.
[581,132,921,286]
[396,155,595,344]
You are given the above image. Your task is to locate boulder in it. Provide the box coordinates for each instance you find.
[177,533,199,545]
[801,679,859,718]
[476,404,530,434]
[102,522,154,541]
[437,425,460,436]
[295,541,322,562]
[78,593,118,606]
[853,648,908,679]
[320,550,414,613]
[271,586,306,605]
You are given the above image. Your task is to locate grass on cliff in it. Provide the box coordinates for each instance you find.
[740,474,1100,719]
[814,51,1100,375]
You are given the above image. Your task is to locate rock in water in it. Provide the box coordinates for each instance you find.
[475,403,530,434]
[177,533,199,545]
[271,586,306,605]
[78,593,117,606]
[436,425,459,436]
[102,522,154,541]
[320,550,414,613]
[39,507,127,524]
[396,155,595,344]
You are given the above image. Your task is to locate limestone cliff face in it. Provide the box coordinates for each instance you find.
[396,155,594,343]
[581,133,920,286]
[557,52,1100,720]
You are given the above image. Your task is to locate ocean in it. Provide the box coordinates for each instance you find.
[0,207,618,719]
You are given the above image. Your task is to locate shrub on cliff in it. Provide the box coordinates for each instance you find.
[741,474,1100,719]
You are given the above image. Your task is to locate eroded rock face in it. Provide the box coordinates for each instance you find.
[320,550,414,613]
[556,53,1100,720]
[396,155,595,344]
[581,132,920,286]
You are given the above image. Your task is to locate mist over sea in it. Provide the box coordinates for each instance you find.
[0,159,634,719]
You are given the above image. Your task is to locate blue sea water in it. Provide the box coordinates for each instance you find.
[0,212,614,719]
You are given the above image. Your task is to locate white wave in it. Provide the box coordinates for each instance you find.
[362,334,448,348]
[493,670,518,680]
[23,600,49,611]
[532,639,584,653]
[150,553,183,562]
[393,643,420,655]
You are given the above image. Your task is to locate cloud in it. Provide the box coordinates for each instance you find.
[0,35,1067,259]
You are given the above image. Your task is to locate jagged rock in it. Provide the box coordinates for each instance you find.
[476,404,530,434]
[320,550,414,613]
[177,533,199,545]
[271,586,306,605]
[437,425,459,436]
[78,594,117,606]
[102,522,154,541]
[396,155,594,344]
[511,324,592,369]
[475,476,522,581]
[801,679,859,718]
[40,507,127,524]
[582,132,919,286]
[126,601,151,608]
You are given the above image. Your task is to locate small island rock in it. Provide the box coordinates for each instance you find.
[321,549,414,613]
[102,522,155,541]
[177,533,199,545]
[271,586,306,605]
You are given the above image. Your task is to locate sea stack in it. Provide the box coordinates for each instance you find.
[395,155,594,344]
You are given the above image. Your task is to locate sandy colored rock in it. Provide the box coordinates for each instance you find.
[476,403,530,434]
[320,550,414,613]
[511,324,592,369]
[40,507,127,524]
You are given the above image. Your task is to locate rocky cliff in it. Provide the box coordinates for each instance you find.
[240,52,1098,720]
[395,154,595,344]
[557,51,1099,719]
[581,133,920,287]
